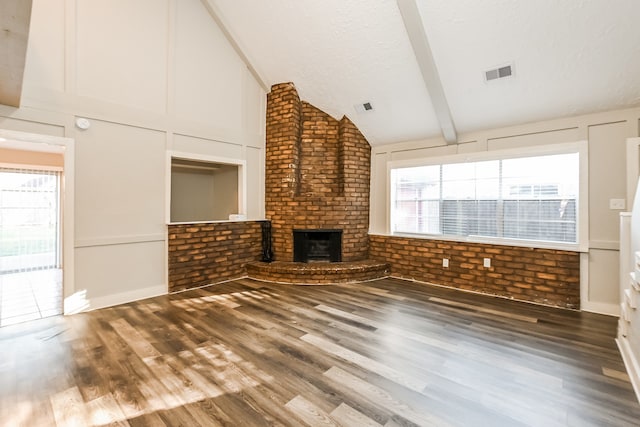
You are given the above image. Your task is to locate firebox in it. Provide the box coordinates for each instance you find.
[293,229,342,263]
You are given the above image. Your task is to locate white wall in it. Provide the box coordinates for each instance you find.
[0,0,266,310]
[371,107,640,315]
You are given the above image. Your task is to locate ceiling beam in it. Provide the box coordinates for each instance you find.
[397,0,457,144]
[0,0,32,108]
[201,0,269,92]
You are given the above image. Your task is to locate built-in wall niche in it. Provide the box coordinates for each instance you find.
[170,157,242,223]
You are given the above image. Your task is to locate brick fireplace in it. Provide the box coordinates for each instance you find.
[169,82,388,291]
[264,82,371,262]
[245,82,389,284]
[168,82,577,306]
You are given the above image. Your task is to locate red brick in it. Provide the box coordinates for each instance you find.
[167,221,263,292]
[266,83,371,262]
[369,235,580,309]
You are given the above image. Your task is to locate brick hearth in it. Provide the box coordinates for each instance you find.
[246,260,390,285]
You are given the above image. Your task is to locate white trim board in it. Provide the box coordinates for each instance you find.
[75,233,166,248]
[617,337,640,404]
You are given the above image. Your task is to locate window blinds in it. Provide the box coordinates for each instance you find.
[391,152,579,244]
[0,168,61,274]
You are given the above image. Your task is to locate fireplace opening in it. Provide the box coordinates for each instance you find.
[293,229,342,263]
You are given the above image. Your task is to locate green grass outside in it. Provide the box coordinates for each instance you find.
[0,226,56,257]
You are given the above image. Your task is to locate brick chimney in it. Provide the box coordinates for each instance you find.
[265,83,371,262]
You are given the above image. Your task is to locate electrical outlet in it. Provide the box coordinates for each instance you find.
[609,199,626,210]
[483,258,491,268]
[442,258,449,268]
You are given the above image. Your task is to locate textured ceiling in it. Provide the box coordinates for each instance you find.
[214,0,640,146]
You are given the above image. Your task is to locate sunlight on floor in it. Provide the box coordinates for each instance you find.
[27,339,264,426]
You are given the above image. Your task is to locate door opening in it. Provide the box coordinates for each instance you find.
[0,167,63,325]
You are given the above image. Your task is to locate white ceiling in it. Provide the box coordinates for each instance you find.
[214,0,640,146]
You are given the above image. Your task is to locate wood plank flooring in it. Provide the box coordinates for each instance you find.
[1,277,639,426]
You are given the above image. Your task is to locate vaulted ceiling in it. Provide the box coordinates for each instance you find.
[214,0,640,146]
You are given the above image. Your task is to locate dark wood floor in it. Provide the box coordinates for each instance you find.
[1,277,639,426]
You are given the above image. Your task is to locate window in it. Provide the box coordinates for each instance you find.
[390,149,581,247]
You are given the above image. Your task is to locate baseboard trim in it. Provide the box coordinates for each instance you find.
[88,284,167,311]
[617,336,640,404]
[169,276,248,294]
[388,275,581,311]
[581,301,620,316]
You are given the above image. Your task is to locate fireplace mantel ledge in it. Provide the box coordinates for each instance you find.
[168,218,268,226]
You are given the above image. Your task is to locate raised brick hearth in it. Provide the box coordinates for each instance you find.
[246,260,390,285]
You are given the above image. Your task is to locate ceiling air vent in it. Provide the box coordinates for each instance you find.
[354,102,374,114]
[484,64,513,82]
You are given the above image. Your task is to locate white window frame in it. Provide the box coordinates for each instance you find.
[387,141,589,252]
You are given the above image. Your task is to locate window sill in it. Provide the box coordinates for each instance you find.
[168,218,267,226]
[375,231,585,253]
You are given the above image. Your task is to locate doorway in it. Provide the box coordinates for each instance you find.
[0,167,63,326]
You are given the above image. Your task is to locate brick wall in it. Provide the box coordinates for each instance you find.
[369,234,580,309]
[168,221,264,292]
[266,82,371,262]
[299,102,340,195]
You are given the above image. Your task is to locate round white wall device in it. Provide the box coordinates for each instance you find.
[75,117,91,130]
